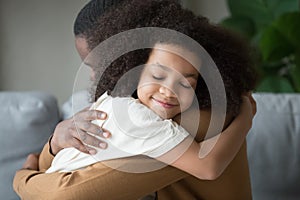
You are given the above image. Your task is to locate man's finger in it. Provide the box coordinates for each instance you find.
[74,110,107,121]
[72,128,108,149]
[75,120,111,138]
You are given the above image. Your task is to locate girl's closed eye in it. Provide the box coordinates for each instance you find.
[179,78,196,89]
[179,81,192,89]
[152,74,165,80]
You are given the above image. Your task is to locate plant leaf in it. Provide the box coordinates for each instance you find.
[259,26,294,62]
[227,0,299,31]
[220,16,256,38]
[256,75,295,92]
[265,0,299,19]
[227,0,272,30]
[273,12,300,48]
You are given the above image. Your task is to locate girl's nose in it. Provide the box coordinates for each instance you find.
[159,85,176,98]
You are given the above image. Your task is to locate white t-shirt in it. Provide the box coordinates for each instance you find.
[46,92,190,173]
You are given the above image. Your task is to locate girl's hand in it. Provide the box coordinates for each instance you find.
[50,108,111,155]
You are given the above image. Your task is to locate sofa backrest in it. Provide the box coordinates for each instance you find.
[1,92,299,200]
[248,93,300,200]
[0,91,60,200]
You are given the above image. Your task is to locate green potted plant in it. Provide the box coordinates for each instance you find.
[220,0,300,92]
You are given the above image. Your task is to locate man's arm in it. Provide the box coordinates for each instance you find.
[14,158,188,200]
[38,138,55,170]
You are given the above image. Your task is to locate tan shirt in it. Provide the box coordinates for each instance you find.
[13,110,252,200]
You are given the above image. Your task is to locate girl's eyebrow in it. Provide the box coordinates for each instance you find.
[153,62,171,71]
[154,62,198,80]
[184,73,198,80]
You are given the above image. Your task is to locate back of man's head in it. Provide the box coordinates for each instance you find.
[74,0,125,37]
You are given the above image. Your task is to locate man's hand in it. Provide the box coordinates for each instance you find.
[239,93,257,132]
[51,108,111,155]
[22,153,40,170]
[247,92,257,116]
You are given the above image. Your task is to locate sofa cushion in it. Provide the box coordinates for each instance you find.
[60,90,91,120]
[0,91,60,200]
[248,93,300,200]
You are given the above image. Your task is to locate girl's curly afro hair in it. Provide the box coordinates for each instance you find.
[85,0,258,116]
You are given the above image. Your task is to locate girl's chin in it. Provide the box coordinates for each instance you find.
[152,108,175,119]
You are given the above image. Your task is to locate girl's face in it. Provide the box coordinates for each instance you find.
[137,44,199,119]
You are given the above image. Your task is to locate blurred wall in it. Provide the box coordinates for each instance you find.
[0,0,228,106]
[0,0,88,105]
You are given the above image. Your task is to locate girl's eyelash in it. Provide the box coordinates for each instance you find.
[180,83,192,89]
[152,75,164,80]
[152,75,193,88]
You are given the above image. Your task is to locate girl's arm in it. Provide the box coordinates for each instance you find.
[157,96,255,180]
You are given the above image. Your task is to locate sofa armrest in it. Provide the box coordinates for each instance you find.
[247,93,300,200]
[0,91,60,200]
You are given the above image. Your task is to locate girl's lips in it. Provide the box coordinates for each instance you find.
[152,98,176,109]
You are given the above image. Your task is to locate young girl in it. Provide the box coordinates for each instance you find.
[46,41,254,180]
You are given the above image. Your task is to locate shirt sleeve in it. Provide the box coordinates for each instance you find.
[13,157,188,200]
[38,137,55,171]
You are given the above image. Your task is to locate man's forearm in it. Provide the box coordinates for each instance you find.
[14,158,188,200]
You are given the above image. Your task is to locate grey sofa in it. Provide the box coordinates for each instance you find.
[0,91,299,200]
[247,93,300,200]
[0,91,60,200]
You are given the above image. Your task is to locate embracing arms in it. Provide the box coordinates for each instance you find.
[14,108,188,200]
[14,154,187,200]
[157,96,256,180]
[13,95,255,199]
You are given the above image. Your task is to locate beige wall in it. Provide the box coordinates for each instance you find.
[0,0,228,106]
[0,0,89,105]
